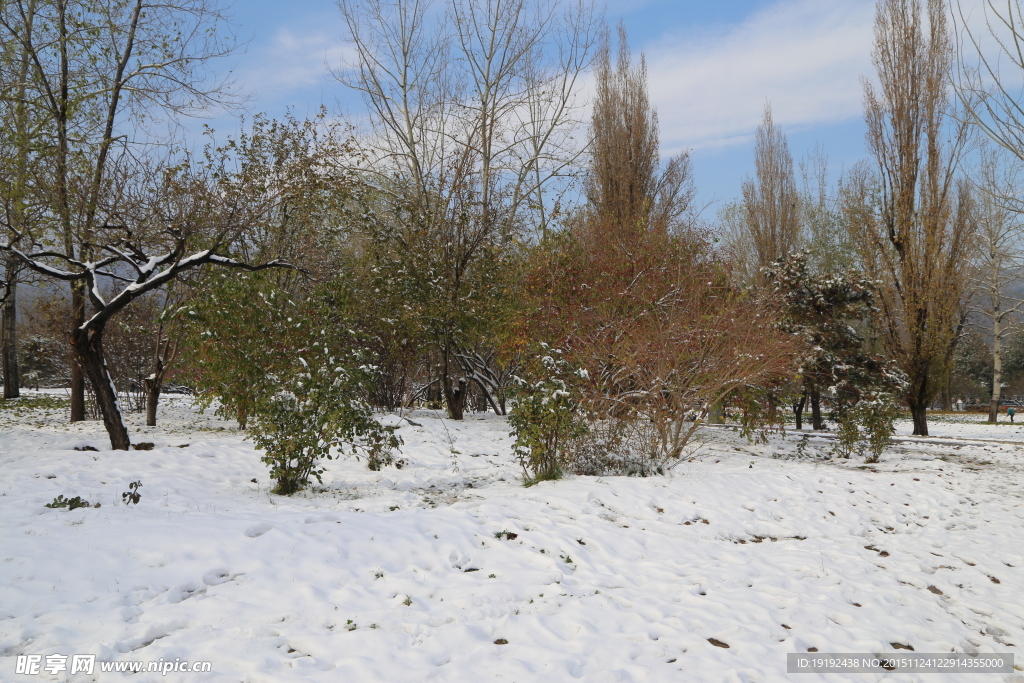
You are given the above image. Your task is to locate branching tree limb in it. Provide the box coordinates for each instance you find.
[1,224,293,449]
[0,0,241,421]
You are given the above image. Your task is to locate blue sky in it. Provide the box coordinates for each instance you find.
[215,0,878,210]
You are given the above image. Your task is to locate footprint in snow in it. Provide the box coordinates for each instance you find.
[203,568,234,586]
[167,581,205,603]
[116,622,185,653]
[120,606,143,623]
[449,550,472,570]
[245,522,273,538]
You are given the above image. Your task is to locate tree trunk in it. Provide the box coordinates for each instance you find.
[481,382,500,414]
[144,354,163,427]
[71,323,130,450]
[441,346,466,420]
[237,406,248,430]
[910,401,928,436]
[69,285,86,422]
[2,280,19,399]
[908,378,929,436]
[810,388,823,430]
[793,391,807,430]
[453,378,467,419]
[443,375,467,420]
[989,316,1002,423]
[942,369,953,412]
[145,381,160,427]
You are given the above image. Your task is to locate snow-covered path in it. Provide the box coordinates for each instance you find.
[1,398,1022,682]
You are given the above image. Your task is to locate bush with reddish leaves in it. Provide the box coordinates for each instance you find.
[517,222,797,474]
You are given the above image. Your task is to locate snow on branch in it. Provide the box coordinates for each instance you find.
[0,234,297,332]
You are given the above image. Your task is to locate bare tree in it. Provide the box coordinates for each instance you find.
[143,286,184,427]
[1,141,319,449]
[970,146,1024,421]
[0,0,42,399]
[951,0,1024,420]
[717,201,759,283]
[954,0,1024,162]
[334,0,599,419]
[801,147,856,276]
[742,103,802,278]
[847,0,975,436]
[0,0,240,421]
[733,105,808,425]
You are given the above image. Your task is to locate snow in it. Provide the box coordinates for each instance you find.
[1,396,1023,682]
[895,412,1024,443]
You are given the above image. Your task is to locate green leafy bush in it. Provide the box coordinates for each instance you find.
[508,346,588,483]
[183,275,402,494]
[249,346,400,494]
[46,495,91,510]
[181,274,291,430]
[831,366,906,463]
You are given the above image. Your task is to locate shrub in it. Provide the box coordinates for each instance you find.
[508,346,588,482]
[122,481,142,505]
[46,495,91,510]
[831,362,907,462]
[183,275,402,494]
[518,228,796,475]
[249,339,401,495]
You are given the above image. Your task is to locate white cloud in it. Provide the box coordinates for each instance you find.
[240,26,353,100]
[643,0,876,151]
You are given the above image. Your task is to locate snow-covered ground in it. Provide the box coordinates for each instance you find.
[1,394,1022,682]
[896,411,1024,442]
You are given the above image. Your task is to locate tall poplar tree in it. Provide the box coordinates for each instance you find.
[848,0,975,436]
